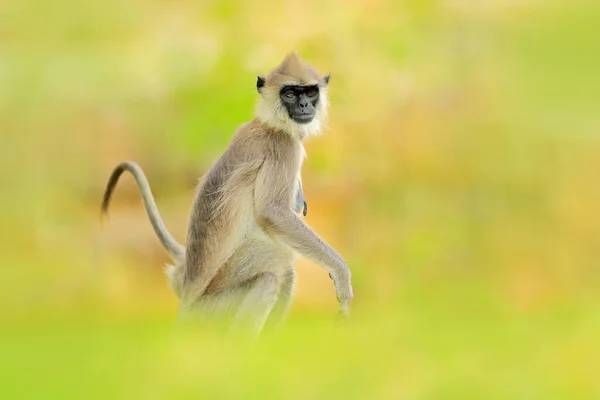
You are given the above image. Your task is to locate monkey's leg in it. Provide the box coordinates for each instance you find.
[265,268,295,329]
[227,272,279,338]
[175,283,254,334]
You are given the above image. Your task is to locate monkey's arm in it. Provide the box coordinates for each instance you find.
[294,180,308,216]
[254,165,353,314]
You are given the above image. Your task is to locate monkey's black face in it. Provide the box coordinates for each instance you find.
[279,85,319,124]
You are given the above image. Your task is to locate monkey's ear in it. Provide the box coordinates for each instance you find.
[256,76,266,92]
[323,74,331,85]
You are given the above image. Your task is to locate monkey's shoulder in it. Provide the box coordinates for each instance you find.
[226,120,300,162]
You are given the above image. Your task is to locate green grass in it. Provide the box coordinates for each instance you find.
[3,288,600,399]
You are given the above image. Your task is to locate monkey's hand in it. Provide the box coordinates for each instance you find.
[294,189,308,216]
[329,266,353,316]
[293,198,308,216]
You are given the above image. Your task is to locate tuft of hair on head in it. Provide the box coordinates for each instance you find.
[255,51,331,139]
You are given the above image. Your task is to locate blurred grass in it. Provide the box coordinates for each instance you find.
[2,0,600,398]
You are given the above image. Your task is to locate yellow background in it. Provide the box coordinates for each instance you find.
[2,0,599,398]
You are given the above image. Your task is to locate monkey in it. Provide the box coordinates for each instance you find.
[101,52,353,336]
[101,162,306,262]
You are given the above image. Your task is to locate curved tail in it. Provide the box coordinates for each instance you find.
[101,161,185,263]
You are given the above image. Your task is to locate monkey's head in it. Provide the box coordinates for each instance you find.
[255,52,330,138]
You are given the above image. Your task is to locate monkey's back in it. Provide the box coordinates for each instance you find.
[181,121,298,293]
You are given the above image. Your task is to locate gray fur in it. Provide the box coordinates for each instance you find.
[101,161,185,263]
[101,52,353,337]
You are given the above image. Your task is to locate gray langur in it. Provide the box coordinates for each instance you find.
[101,52,353,336]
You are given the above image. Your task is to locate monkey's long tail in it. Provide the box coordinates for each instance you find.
[101,161,186,264]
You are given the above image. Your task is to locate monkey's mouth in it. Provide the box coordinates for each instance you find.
[291,114,314,124]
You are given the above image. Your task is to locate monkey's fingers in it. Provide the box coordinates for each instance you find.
[338,299,351,317]
[303,201,307,217]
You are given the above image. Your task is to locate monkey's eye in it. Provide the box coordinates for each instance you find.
[284,91,295,98]
[306,90,317,97]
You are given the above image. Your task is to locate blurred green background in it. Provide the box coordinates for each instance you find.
[2,0,600,398]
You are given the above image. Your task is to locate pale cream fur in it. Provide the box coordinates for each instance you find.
[101,52,352,337]
[256,52,330,139]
